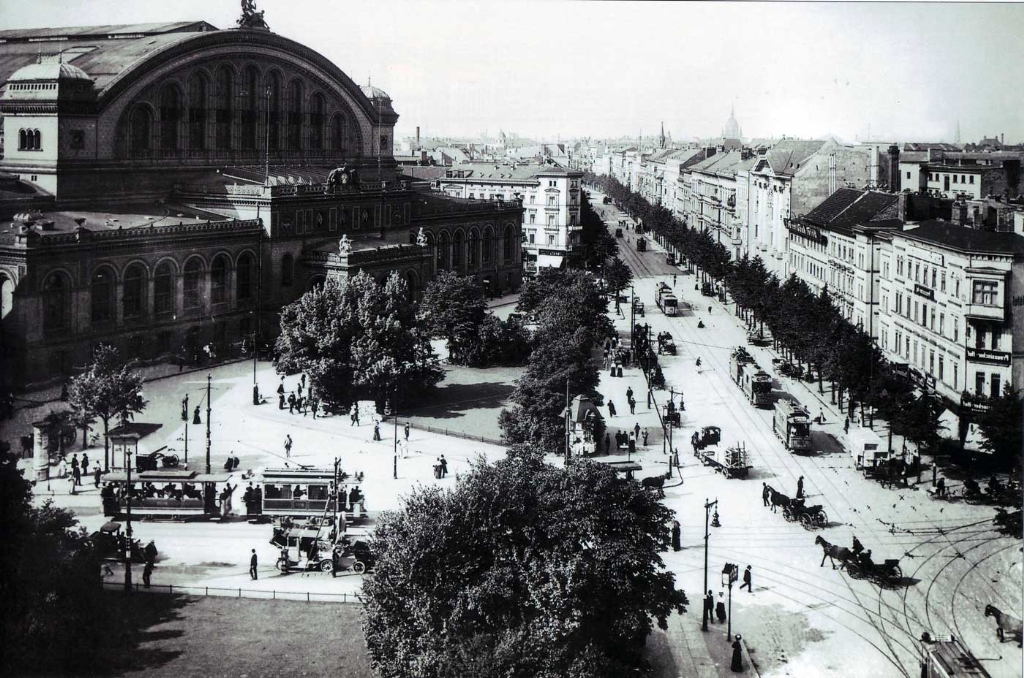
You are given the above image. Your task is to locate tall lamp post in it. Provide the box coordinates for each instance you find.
[205,374,212,474]
[722,562,738,640]
[180,394,189,466]
[110,430,141,593]
[702,497,718,631]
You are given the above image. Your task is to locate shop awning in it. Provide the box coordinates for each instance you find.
[537,254,564,269]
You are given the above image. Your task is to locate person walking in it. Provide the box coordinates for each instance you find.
[93,464,102,488]
[634,422,641,439]
[297,381,303,400]
[143,560,154,588]
[72,463,82,487]
[351,404,360,426]
[671,520,681,552]
[796,476,805,499]
[844,417,850,434]
[277,381,286,409]
[604,432,611,453]
[646,390,652,408]
[71,453,79,476]
[626,387,634,403]
[703,590,715,627]
[608,400,616,417]
[740,565,752,593]
[311,399,319,419]
[672,274,677,287]
[373,421,382,441]
[404,422,410,442]
[249,549,258,580]
[284,434,293,459]
[731,636,744,672]
[288,392,296,414]
[762,482,771,507]
[716,593,727,623]
[439,455,448,478]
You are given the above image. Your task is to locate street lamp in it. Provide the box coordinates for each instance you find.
[702,497,718,631]
[722,562,738,640]
[180,394,190,466]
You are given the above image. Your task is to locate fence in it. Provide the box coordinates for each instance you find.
[406,422,504,447]
[102,580,361,604]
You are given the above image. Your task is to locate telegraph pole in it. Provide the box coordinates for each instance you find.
[205,374,212,474]
[703,497,718,631]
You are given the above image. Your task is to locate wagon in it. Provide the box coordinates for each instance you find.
[782,499,828,529]
[845,555,902,587]
[695,442,750,479]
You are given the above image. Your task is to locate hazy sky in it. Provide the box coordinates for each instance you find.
[3,1,1023,144]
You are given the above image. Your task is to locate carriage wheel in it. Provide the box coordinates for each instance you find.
[887,565,903,585]
[845,563,861,579]
[782,508,795,522]
[276,558,289,573]
[965,493,983,506]
[353,561,366,575]
[319,560,333,574]
[799,513,813,529]
[815,511,828,527]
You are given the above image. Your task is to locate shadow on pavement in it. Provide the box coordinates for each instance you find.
[405,381,515,420]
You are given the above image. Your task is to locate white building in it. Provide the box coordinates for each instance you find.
[685,150,758,260]
[436,161,583,276]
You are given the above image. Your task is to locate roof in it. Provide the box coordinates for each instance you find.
[0,203,231,233]
[360,84,391,101]
[689,151,757,178]
[444,162,577,182]
[802,188,901,234]
[903,142,961,152]
[762,139,828,176]
[8,60,91,82]
[0,23,216,95]
[900,220,1024,255]
[899,152,928,164]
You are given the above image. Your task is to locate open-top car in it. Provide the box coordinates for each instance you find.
[90,521,151,563]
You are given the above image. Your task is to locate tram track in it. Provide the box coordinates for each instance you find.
[612,228,921,673]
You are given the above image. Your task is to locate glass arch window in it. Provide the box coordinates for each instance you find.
[160,84,181,150]
[183,259,203,310]
[130,106,152,153]
[91,268,115,325]
[309,94,326,150]
[236,253,254,302]
[214,67,234,150]
[123,264,146,319]
[42,272,69,333]
[188,73,208,150]
[154,262,175,316]
[210,256,229,305]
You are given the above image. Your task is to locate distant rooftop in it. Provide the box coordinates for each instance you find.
[900,219,1024,255]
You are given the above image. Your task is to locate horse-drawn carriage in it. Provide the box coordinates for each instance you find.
[815,536,902,587]
[90,521,154,563]
[927,477,1020,507]
[657,331,676,355]
[782,498,828,529]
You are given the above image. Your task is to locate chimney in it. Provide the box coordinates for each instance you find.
[951,197,968,226]
[416,126,420,150]
[887,144,900,193]
[1001,133,1004,146]
[897,192,908,222]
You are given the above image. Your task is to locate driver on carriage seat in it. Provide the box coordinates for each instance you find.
[852,535,864,555]
[858,549,873,567]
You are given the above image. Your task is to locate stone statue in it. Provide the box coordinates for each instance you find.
[338,234,352,254]
[416,228,428,246]
[238,0,269,29]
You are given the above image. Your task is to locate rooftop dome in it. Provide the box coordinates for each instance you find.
[8,60,92,83]
[360,84,391,102]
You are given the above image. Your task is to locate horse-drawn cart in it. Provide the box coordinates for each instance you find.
[694,442,750,479]
[782,498,828,529]
[845,554,903,587]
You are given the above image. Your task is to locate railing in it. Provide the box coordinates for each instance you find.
[393,419,504,447]
[102,580,361,604]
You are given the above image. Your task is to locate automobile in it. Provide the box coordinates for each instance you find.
[615,228,623,238]
[271,524,335,573]
[334,539,376,574]
[90,521,150,563]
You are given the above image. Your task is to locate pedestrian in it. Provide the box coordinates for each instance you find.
[278,392,285,410]
[284,434,292,459]
[672,274,677,287]
[608,400,616,417]
[143,560,154,588]
[288,392,296,414]
[298,395,306,416]
[249,549,258,580]
[731,635,744,672]
[352,404,361,426]
[634,422,641,439]
[646,390,652,408]
[310,399,319,419]
[642,429,649,446]
[671,520,681,551]
[73,463,82,487]
[254,485,263,515]
[297,381,303,399]
[716,593,727,623]
[819,408,826,424]
[629,397,636,415]
[82,452,89,471]
[935,477,947,498]
[439,454,448,477]
[301,373,306,389]
[93,464,102,488]
[703,590,714,626]
[740,565,752,593]
[71,453,79,474]
[844,417,850,434]
[626,386,634,402]
[373,421,381,441]
[762,482,770,507]
[604,432,611,453]
[68,472,77,495]
[796,475,804,499]
[331,545,342,578]
[404,422,410,441]
[243,484,254,515]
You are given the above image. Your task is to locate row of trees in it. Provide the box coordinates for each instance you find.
[499,269,614,451]
[362,446,688,677]
[586,172,1022,469]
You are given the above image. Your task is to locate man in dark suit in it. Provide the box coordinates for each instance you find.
[249,549,258,580]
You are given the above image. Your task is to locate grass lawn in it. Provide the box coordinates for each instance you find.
[106,594,372,678]
[403,363,523,441]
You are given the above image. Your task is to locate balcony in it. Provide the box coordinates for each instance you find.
[964,302,1004,321]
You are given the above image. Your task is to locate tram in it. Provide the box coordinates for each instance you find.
[260,467,367,523]
[101,469,231,520]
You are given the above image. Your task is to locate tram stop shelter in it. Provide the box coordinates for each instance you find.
[106,423,164,472]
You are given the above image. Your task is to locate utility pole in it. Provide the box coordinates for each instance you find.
[124,442,133,592]
[205,374,212,475]
[703,497,718,631]
[182,394,189,466]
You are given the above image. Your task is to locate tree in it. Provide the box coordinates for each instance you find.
[603,257,632,300]
[973,387,1023,471]
[0,449,109,675]
[67,345,147,472]
[468,315,532,367]
[276,271,444,413]
[362,452,688,678]
[420,270,487,365]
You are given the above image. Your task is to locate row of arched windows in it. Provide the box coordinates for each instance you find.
[432,225,517,272]
[41,253,256,334]
[18,129,42,151]
[126,65,354,156]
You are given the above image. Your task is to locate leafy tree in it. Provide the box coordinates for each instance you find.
[578,192,618,268]
[972,387,1023,470]
[362,451,688,678]
[67,345,146,472]
[420,270,487,365]
[603,257,632,301]
[468,315,532,367]
[276,271,444,413]
[0,449,109,675]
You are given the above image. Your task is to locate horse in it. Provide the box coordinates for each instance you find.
[984,605,1023,647]
[815,535,853,570]
[766,485,791,514]
[642,475,666,498]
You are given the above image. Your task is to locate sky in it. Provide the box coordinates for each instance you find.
[2,0,1023,144]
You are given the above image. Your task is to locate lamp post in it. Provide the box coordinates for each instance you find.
[181,394,189,466]
[702,497,718,631]
[205,374,212,475]
[722,562,738,640]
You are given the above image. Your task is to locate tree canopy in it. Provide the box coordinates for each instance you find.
[420,270,488,365]
[275,271,444,411]
[603,257,632,297]
[67,344,147,471]
[972,387,1023,470]
[362,449,687,678]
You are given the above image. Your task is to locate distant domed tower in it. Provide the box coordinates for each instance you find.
[723,104,741,140]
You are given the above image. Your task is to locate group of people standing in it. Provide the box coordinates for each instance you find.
[55,452,102,494]
[277,374,320,418]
